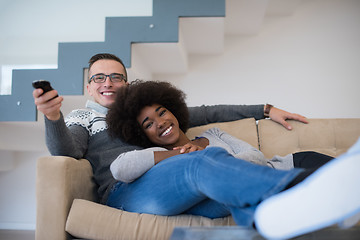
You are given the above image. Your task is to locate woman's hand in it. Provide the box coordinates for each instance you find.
[154,144,204,164]
[173,143,204,154]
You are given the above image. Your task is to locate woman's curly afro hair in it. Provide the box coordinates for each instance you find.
[106,80,189,148]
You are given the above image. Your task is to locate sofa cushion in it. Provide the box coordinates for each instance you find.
[66,199,235,240]
[258,119,360,159]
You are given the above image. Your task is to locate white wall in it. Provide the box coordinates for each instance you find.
[0,0,359,230]
[0,152,41,230]
[0,0,152,93]
[156,0,360,118]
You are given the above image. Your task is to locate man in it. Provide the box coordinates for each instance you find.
[33,53,308,204]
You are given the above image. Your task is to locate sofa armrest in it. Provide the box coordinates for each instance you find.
[36,156,98,240]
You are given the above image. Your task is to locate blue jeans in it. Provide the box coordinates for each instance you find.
[107,147,302,226]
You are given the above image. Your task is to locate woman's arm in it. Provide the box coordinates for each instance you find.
[203,128,268,166]
[153,149,182,164]
[110,144,204,183]
[110,147,182,183]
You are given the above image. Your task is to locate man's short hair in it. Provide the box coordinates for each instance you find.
[88,53,128,80]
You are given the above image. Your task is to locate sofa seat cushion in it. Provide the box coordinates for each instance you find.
[66,199,235,240]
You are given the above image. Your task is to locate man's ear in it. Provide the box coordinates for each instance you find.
[86,84,93,96]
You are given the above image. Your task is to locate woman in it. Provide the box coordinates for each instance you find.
[106,80,360,239]
[105,80,332,225]
[107,80,333,183]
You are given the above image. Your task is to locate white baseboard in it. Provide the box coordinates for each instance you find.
[0,223,35,230]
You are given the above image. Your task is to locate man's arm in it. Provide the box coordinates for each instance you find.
[188,104,308,130]
[33,88,88,158]
[44,113,88,158]
[266,105,308,130]
[188,104,264,128]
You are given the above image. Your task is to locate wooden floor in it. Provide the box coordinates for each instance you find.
[0,230,35,240]
[170,225,360,240]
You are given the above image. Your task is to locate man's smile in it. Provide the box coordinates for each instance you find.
[101,91,115,96]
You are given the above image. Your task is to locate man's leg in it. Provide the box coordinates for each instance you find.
[285,152,335,189]
[254,138,360,239]
[293,151,334,169]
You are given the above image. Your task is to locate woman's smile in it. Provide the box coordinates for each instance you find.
[160,125,173,137]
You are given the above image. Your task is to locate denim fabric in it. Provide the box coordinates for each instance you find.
[107,147,302,226]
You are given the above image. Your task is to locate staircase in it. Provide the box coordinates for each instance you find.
[0,0,303,151]
[0,0,302,122]
[0,0,226,121]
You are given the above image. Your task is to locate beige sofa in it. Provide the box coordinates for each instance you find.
[36,118,360,240]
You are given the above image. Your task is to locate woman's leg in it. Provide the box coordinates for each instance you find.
[184,199,230,218]
[107,147,302,225]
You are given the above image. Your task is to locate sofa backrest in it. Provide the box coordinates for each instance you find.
[186,118,259,149]
[186,118,360,160]
[258,118,360,159]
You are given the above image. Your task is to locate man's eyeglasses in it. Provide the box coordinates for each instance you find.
[89,73,127,83]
